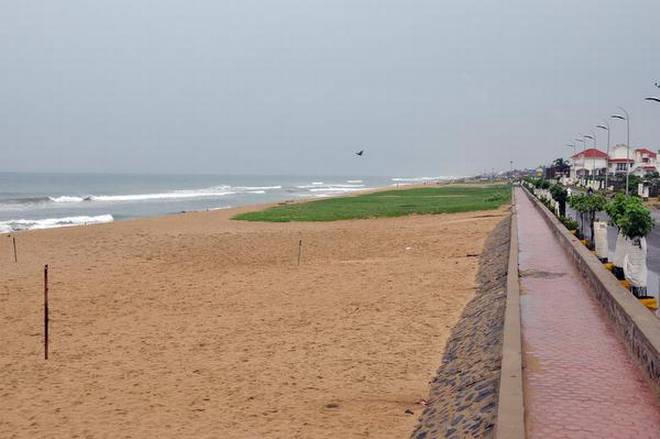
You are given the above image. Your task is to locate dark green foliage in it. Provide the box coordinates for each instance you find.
[550,184,568,216]
[628,174,642,190]
[568,193,607,243]
[552,158,569,168]
[619,197,655,239]
[605,193,628,228]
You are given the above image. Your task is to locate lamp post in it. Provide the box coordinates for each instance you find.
[584,134,596,185]
[575,137,586,185]
[611,107,631,195]
[596,121,611,191]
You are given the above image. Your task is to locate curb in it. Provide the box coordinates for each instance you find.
[495,190,526,439]
[522,187,660,395]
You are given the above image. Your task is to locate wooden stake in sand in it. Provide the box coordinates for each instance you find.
[12,236,17,263]
[297,239,303,266]
[44,264,49,360]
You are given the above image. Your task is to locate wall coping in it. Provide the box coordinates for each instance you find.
[495,190,526,439]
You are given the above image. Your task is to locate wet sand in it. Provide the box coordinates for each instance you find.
[0,203,507,438]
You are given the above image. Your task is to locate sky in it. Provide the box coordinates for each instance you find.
[1,0,660,177]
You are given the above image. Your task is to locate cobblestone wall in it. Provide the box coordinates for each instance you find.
[410,217,510,439]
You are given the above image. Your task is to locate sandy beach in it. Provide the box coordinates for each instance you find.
[0,202,507,438]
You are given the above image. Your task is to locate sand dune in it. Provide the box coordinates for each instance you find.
[0,205,506,438]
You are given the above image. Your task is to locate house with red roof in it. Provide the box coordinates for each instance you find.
[569,144,658,178]
[633,147,658,175]
[570,148,609,178]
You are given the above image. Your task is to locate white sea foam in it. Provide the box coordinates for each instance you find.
[391,176,456,183]
[235,186,282,191]
[346,180,363,183]
[309,186,370,193]
[297,183,364,190]
[49,195,87,203]
[0,214,114,233]
[246,190,266,194]
[48,187,235,203]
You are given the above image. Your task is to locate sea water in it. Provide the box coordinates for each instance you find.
[0,173,448,233]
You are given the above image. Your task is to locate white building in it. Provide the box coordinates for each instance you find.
[570,148,609,178]
[569,145,658,179]
[632,148,658,175]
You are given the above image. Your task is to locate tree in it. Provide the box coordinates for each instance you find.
[619,197,655,239]
[605,193,627,229]
[568,194,588,239]
[568,193,607,244]
[550,184,568,217]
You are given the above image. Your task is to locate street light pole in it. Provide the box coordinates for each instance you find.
[575,136,586,185]
[584,133,597,185]
[590,129,598,187]
[596,121,611,191]
[611,107,631,195]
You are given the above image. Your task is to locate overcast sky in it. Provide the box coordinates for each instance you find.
[1,1,660,176]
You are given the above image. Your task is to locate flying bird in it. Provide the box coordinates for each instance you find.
[355,150,364,157]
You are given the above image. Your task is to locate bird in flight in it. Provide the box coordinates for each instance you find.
[355,150,364,157]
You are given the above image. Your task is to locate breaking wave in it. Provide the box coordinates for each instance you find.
[0,214,114,233]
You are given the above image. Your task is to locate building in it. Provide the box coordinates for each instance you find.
[569,148,609,178]
[569,145,658,179]
[633,148,658,175]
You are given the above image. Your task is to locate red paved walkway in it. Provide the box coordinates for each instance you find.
[516,188,660,438]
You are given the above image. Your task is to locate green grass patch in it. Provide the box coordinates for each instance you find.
[233,184,511,222]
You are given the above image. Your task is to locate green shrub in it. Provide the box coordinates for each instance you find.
[560,216,579,230]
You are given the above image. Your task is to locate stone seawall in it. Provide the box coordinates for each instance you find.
[411,216,511,438]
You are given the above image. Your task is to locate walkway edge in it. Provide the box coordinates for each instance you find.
[495,191,526,439]
[522,187,660,395]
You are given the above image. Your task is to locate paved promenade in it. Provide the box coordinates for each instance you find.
[515,188,660,438]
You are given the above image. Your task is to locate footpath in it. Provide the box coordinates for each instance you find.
[515,187,660,438]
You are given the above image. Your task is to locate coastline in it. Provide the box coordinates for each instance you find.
[3,181,445,236]
[0,187,507,438]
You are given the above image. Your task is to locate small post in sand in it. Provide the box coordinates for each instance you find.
[12,236,17,263]
[44,264,49,360]
[297,239,303,266]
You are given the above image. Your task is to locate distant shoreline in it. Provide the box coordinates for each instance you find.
[2,179,457,235]
[4,182,444,235]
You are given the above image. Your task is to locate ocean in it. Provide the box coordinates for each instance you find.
[0,172,446,233]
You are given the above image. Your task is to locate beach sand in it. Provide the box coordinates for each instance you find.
[0,203,507,438]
